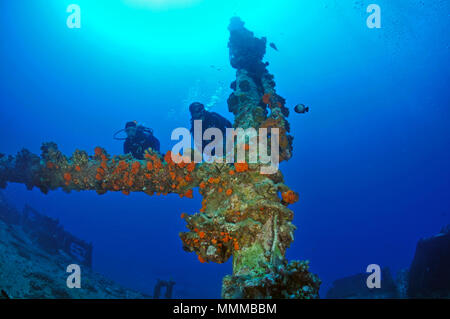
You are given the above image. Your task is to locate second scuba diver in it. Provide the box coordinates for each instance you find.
[114,121,161,160]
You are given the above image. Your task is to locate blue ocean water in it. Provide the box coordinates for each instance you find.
[1,0,449,298]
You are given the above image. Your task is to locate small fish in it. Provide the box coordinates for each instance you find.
[294,104,309,114]
[210,65,222,71]
[1,289,10,299]
[269,42,278,51]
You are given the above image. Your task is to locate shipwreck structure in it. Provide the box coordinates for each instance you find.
[0,195,93,268]
[0,17,320,298]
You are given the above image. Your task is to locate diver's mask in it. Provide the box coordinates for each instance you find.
[113,121,154,140]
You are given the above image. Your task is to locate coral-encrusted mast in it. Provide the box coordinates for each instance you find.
[0,144,197,197]
[0,17,320,299]
[217,17,319,298]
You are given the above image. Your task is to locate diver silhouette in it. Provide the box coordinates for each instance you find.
[189,102,232,155]
[114,121,160,160]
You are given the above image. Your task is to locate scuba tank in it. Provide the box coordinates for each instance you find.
[113,124,153,140]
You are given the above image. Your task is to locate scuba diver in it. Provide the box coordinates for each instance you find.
[189,102,232,154]
[113,121,160,160]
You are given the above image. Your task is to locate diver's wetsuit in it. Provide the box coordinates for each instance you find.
[124,131,160,160]
[190,111,232,153]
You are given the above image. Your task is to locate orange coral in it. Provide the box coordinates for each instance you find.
[208,177,220,184]
[116,160,129,172]
[131,162,140,174]
[97,167,105,175]
[63,172,72,183]
[164,151,174,165]
[94,147,103,157]
[234,162,248,172]
[187,162,196,172]
[229,170,235,175]
[177,161,186,169]
[46,162,55,169]
[75,165,81,172]
[198,255,206,263]
[262,93,271,105]
[153,160,162,169]
[184,189,193,199]
[226,188,233,196]
[281,190,299,204]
